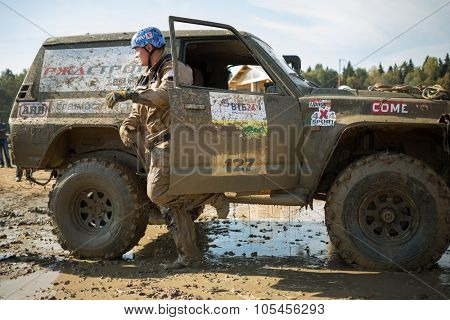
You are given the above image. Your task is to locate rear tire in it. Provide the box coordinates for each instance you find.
[49,158,148,259]
[325,153,450,270]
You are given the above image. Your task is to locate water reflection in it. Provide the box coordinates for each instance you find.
[204,202,450,271]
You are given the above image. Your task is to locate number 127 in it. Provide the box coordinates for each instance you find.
[224,158,255,173]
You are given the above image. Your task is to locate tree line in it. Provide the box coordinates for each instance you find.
[303,53,450,90]
[0,69,26,123]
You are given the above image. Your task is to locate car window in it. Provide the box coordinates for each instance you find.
[228,65,271,93]
[183,38,275,93]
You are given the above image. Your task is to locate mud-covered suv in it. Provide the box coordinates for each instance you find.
[10,17,450,270]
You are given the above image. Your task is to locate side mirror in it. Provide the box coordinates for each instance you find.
[283,55,301,75]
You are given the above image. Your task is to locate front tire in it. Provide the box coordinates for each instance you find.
[49,158,148,259]
[325,153,450,270]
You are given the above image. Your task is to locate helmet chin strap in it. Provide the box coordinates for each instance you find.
[144,45,155,67]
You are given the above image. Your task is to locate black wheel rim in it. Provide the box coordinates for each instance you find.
[74,189,114,232]
[358,188,420,245]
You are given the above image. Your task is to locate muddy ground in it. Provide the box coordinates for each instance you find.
[0,167,449,300]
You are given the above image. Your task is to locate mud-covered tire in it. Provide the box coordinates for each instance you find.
[325,153,450,270]
[48,158,148,259]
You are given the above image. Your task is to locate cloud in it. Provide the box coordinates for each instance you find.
[247,0,450,69]
[0,0,448,72]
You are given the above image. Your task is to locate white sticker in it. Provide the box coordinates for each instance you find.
[210,92,266,121]
[40,46,144,92]
[209,92,267,137]
[50,98,132,114]
[311,106,336,126]
[308,98,331,108]
[18,102,49,119]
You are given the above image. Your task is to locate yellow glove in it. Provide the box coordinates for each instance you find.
[105,90,133,109]
[119,125,136,147]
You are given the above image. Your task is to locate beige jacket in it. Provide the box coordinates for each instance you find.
[122,53,193,150]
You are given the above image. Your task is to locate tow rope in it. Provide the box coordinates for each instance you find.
[368,83,450,100]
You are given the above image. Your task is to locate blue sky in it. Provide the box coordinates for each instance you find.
[0,0,449,73]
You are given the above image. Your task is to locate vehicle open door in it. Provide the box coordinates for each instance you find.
[167,16,303,195]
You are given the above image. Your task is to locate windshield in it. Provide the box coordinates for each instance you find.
[250,36,313,88]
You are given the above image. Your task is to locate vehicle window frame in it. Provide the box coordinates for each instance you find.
[169,16,294,96]
[250,36,312,88]
[178,37,283,95]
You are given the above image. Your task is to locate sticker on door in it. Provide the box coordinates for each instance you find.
[209,92,268,137]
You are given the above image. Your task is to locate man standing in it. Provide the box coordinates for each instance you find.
[0,123,12,168]
[106,27,228,269]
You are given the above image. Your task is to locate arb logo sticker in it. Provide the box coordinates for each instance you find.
[371,101,408,114]
[18,102,49,119]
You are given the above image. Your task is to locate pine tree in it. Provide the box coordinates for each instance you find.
[399,61,408,82]
[343,61,355,77]
[422,55,429,68]
[0,68,27,123]
[438,58,444,77]
[378,63,384,75]
[440,53,450,77]
[422,56,439,84]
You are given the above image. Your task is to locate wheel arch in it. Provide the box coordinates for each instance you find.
[315,122,449,198]
[39,125,144,172]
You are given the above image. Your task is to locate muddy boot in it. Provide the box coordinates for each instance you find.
[161,207,202,270]
[15,167,23,182]
[212,195,230,219]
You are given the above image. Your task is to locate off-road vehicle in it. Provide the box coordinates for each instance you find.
[9,17,450,270]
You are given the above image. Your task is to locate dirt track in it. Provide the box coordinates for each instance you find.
[1,167,449,300]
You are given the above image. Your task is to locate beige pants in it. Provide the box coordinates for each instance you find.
[146,142,224,262]
[146,142,223,209]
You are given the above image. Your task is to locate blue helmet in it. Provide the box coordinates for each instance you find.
[131,27,165,49]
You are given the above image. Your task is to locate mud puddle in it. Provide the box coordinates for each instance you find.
[205,202,346,268]
[206,219,331,265]
[204,202,450,271]
[1,168,450,299]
